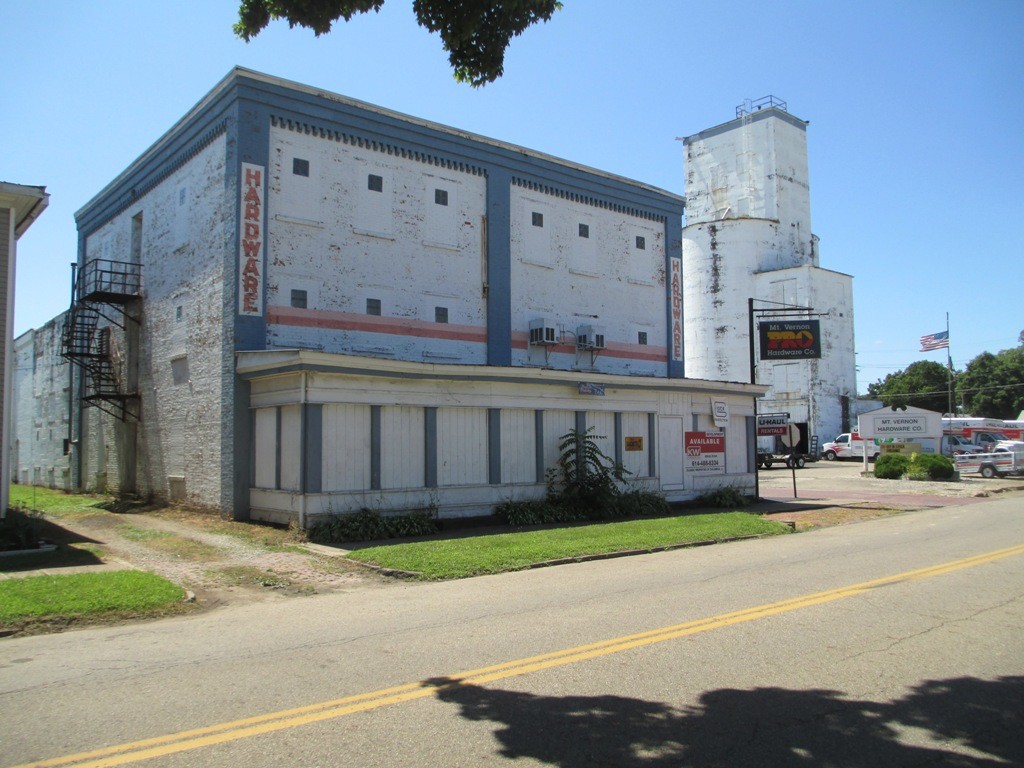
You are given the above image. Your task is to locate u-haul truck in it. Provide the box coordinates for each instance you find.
[943,417,1024,449]
[821,433,880,461]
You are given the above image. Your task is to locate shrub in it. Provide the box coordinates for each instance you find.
[308,508,439,543]
[908,453,955,480]
[874,453,910,479]
[495,500,585,526]
[546,427,631,520]
[612,490,671,518]
[697,485,749,509]
[0,507,45,551]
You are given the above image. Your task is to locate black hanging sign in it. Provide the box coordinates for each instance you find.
[758,320,822,360]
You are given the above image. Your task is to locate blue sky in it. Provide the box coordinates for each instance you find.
[4,0,1022,393]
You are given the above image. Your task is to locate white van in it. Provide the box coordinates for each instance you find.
[821,433,879,461]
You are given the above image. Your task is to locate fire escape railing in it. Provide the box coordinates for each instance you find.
[61,259,142,422]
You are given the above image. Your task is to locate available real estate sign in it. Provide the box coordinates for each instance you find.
[684,431,725,474]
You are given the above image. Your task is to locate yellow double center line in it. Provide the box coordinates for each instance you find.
[18,543,1024,768]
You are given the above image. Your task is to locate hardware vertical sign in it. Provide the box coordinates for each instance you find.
[239,163,265,316]
[670,256,683,361]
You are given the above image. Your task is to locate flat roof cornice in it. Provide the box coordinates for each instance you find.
[236,349,767,397]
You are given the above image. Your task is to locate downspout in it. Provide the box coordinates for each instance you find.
[66,263,77,487]
[298,370,307,530]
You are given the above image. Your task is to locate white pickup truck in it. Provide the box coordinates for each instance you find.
[954,442,1024,478]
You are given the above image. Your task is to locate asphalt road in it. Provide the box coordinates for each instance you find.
[2,492,1023,767]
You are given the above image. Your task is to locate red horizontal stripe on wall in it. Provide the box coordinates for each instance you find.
[267,306,488,343]
[509,332,668,362]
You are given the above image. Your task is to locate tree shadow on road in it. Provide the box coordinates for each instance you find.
[424,675,1023,766]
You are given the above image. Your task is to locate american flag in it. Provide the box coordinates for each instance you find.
[920,330,949,352]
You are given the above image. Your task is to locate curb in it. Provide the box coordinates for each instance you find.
[343,532,780,580]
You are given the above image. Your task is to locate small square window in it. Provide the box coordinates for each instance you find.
[368,174,383,192]
[292,158,310,177]
[638,331,648,346]
[290,289,308,309]
[435,306,449,324]
[175,305,183,322]
[532,211,544,228]
[434,188,449,206]
[366,298,381,316]
[635,236,646,250]
[578,223,589,238]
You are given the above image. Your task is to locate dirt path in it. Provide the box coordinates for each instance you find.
[37,507,391,609]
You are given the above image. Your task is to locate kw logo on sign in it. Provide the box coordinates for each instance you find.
[766,330,816,350]
[686,447,702,457]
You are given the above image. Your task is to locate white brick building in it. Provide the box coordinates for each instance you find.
[16,72,833,524]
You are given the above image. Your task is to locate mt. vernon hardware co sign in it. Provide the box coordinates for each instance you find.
[758,320,821,360]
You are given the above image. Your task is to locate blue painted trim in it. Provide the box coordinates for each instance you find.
[746,415,756,474]
[274,406,282,490]
[488,408,501,484]
[304,404,323,494]
[79,69,683,240]
[487,170,512,365]
[614,412,623,467]
[370,406,381,490]
[424,407,437,488]
[648,413,656,477]
[534,410,545,483]
[665,216,685,379]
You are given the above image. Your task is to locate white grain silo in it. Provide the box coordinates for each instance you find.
[682,98,856,452]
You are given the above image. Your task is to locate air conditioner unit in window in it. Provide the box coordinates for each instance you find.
[529,318,558,346]
[576,325,605,350]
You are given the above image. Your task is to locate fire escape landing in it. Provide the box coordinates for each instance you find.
[61,259,142,422]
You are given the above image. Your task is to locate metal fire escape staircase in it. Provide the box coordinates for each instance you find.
[61,259,142,422]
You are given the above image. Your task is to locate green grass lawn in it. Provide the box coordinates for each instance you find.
[8,485,112,519]
[347,512,790,579]
[0,570,186,626]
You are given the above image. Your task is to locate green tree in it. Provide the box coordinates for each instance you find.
[235,0,562,86]
[958,348,1024,419]
[867,360,953,413]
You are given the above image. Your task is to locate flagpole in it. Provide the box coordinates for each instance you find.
[946,312,953,418]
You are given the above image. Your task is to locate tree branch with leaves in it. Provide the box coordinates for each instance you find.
[235,0,562,86]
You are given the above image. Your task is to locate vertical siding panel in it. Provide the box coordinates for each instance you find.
[279,404,302,490]
[542,410,576,476]
[253,408,277,489]
[438,407,487,486]
[500,409,535,484]
[321,404,371,491]
[588,412,616,467]
[381,406,425,489]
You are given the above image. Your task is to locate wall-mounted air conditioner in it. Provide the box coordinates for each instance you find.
[529,318,557,346]
[576,325,605,350]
